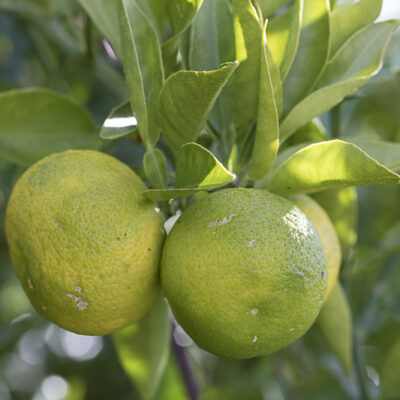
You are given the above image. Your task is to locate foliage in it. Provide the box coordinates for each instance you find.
[0,0,400,399]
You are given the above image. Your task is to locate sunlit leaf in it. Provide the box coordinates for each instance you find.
[280,21,400,142]
[282,0,330,115]
[143,143,235,200]
[257,0,291,18]
[158,63,238,153]
[267,140,400,195]
[248,21,279,181]
[267,0,303,81]
[120,0,164,147]
[114,295,171,400]
[329,0,383,57]
[0,88,100,166]
[316,283,353,374]
[100,102,138,140]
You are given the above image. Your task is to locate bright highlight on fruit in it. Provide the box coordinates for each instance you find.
[161,188,328,359]
[290,194,342,299]
[6,150,164,335]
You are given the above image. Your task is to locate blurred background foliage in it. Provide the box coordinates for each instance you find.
[1,0,400,399]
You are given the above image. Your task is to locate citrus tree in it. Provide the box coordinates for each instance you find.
[0,0,400,399]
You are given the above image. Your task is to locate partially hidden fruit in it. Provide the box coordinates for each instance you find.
[290,194,342,299]
[161,188,327,359]
[6,150,164,335]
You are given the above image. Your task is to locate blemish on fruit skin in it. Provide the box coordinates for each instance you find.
[248,240,256,247]
[252,335,258,343]
[74,286,82,293]
[290,328,295,332]
[251,308,258,315]
[66,293,88,311]
[112,305,117,310]
[27,278,34,290]
[42,305,47,311]
[208,213,237,228]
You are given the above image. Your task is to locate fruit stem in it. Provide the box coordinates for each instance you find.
[171,329,198,400]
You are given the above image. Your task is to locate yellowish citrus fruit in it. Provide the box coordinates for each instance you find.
[6,150,164,335]
[290,195,341,299]
[161,188,327,359]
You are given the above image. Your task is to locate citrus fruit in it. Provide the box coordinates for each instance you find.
[5,150,164,335]
[161,188,327,359]
[290,194,341,298]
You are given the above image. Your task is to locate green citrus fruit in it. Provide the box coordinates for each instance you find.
[290,195,341,299]
[161,188,327,359]
[6,150,164,335]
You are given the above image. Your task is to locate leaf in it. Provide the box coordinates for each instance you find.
[247,21,279,181]
[143,143,235,201]
[343,138,400,172]
[267,140,400,196]
[157,62,238,153]
[188,0,235,134]
[280,21,400,142]
[267,0,303,81]
[100,102,138,140]
[0,88,99,166]
[381,339,400,399]
[113,295,171,400]
[257,0,291,18]
[329,0,383,57]
[282,0,330,115]
[144,149,168,189]
[285,119,327,147]
[78,0,121,57]
[120,0,164,148]
[312,187,358,259]
[231,0,263,132]
[316,283,353,374]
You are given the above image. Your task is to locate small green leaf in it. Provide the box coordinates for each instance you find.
[120,0,164,148]
[267,140,400,195]
[316,283,353,374]
[144,149,168,189]
[282,0,330,115]
[158,63,238,153]
[143,143,235,201]
[100,102,138,140]
[280,21,400,142]
[312,187,358,259]
[329,0,383,57]
[267,0,303,81]
[285,119,327,147]
[0,88,99,166]
[113,295,171,400]
[78,0,121,57]
[231,0,263,132]
[344,138,400,172]
[247,21,279,181]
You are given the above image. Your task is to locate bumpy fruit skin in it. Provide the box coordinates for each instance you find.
[290,195,342,299]
[6,150,164,335]
[161,188,327,359]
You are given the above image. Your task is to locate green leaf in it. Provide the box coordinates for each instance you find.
[188,0,235,134]
[157,62,238,153]
[247,22,279,181]
[282,0,330,115]
[329,0,383,57]
[267,140,400,196]
[267,0,303,81]
[257,0,291,18]
[113,295,171,400]
[344,138,400,172]
[316,283,353,374]
[143,143,235,201]
[144,149,168,189]
[381,339,400,399]
[0,88,99,166]
[285,119,327,147]
[312,187,358,259]
[120,0,164,148]
[280,21,400,142]
[78,0,121,57]
[231,0,263,132]
[100,102,138,140]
